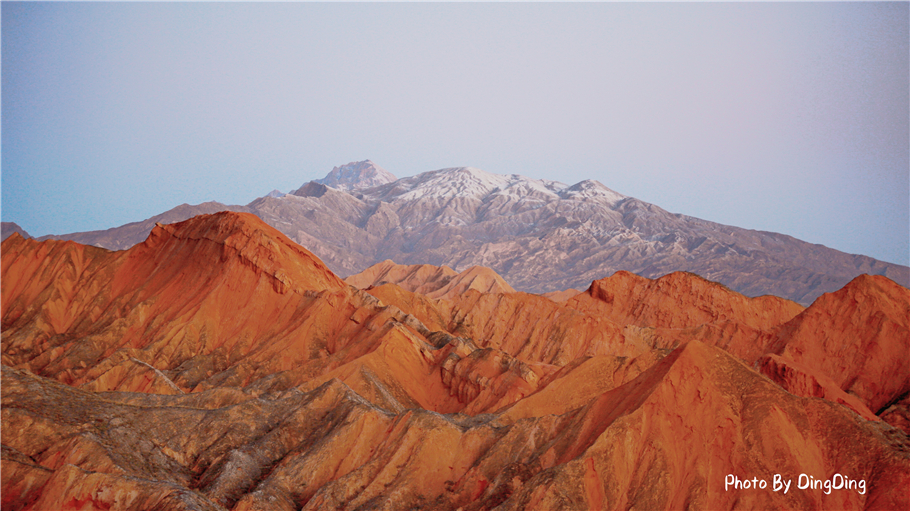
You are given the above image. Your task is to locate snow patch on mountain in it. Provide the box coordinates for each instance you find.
[358,165,625,209]
[387,167,512,201]
[558,180,626,206]
[492,177,567,201]
[316,160,397,191]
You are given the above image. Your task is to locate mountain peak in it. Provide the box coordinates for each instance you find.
[146,211,346,293]
[559,179,626,205]
[315,160,397,191]
[389,166,523,201]
[1,222,31,241]
[446,166,492,178]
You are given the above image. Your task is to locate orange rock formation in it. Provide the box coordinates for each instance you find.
[2,212,908,510]
[347,259,516,299]
[758,274,910,418]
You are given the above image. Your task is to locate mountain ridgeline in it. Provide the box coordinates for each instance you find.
[29,160,910,305]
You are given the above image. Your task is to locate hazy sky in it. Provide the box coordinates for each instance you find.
[3,2,908,266]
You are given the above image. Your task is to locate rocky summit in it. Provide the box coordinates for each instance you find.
[33,161,909,306]
[2,211,909,510]
[312,159,397,192]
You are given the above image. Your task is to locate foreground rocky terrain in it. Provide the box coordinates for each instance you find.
[2,211,909,510]
[29,161,909,305]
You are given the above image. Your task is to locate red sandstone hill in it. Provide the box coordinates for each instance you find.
[2,212,349,390]
[359,263,910,432]
[2,212,909,510]
[346,259,516,299]
[757,274,910,419]
[1,213,560,415]
[3,343,908,510]
[575,270,805,331]
[568,270,806,362]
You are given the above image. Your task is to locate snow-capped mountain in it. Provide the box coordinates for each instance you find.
[372,167,562,201]
[312,160,396,192]
[37,161,909,305]
[557,179,627,204]
[361,166,626,207]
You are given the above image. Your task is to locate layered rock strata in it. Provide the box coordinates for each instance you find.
[2,212,909,510]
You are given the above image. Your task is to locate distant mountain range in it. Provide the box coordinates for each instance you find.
[21,160,910,305]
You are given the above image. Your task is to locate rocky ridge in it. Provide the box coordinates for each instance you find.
[346,260,516,300]
[312,159,397,192]
[31,161,909,306]
[1,222,31,241]
[34,202,251,250]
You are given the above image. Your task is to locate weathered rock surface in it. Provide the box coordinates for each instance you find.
[575,270,805,332]
[3,212,910,510]
[346,259,515,299]
[3,342,908,511]
[496,341,910,511]
[758,274,910,416]
[2,214,537,420]
[881,393,910,436]
[568,270,806,363]
[311,159,397,192]
[2,212,356,393]
[359,262,910,426]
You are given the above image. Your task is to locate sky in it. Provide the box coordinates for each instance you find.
[2,2,908,266]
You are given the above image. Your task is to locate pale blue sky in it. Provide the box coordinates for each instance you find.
[2,2,908,266]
